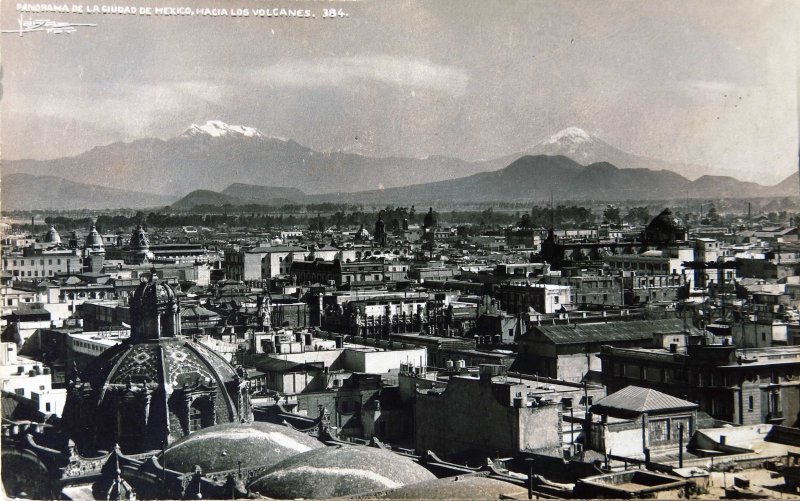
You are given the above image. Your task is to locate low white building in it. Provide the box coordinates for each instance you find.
[0,342,67,417]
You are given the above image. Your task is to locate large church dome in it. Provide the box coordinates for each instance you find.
[61,273,252,454]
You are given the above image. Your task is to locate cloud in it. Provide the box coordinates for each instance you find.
[256,56,470,96]
[9,79,225,136]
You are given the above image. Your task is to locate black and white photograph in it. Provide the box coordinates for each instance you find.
[1,0,799,499]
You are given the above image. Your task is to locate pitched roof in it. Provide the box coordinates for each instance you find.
[590,385,697,418]
[527,318,698,346]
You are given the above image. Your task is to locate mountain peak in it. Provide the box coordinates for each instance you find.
[182,120,266,139]
[544,127,594,145]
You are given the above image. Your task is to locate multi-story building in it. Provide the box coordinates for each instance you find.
[497,283,572,314]
[2,247,83,279]
[291,259,386,286]
[515,318,700,382]
[224,244,308,281]
[598,341,800,427]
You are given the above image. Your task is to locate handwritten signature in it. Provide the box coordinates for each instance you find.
[0,16,96,36]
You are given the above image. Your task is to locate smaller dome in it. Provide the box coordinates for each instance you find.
[645,208,686,245]
[131,273,176,311]
[355,224,371,241]
[129,225,150,249]
[162,422,323,473]
[249,445,436,499]
[43,225,61,245]
[85,224,105,251]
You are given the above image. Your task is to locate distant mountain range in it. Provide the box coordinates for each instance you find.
[4,120,514,197]
[3,121,797,210]
[1,173,175,210]
[304,155,797,204]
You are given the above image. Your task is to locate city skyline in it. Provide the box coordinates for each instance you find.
[2,0,798,185]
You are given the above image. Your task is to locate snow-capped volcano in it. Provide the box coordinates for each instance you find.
[182,120,266,139]
[531,127,604,159]
[527,126,703,179]
[542,126,596,146]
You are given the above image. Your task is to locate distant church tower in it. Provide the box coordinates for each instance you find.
[374,212,386,247]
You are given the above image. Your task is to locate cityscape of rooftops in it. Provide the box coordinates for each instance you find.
[1,1,799,500]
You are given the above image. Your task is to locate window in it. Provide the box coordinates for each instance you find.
[748,395,754,411]
[189,405,203,432]
[649,419,670,443]
[554,297,559,304]
[45,403,51,412]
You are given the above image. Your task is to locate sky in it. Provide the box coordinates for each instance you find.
[1,0,798,184]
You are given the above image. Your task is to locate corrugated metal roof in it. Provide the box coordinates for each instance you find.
[529,318,698,345]
[591,385,697,417]
[248,246,306,253]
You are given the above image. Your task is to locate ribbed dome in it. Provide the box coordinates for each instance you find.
[43,225,61,245]
[85,224,105,251]
[248,445,435,499]
[61,335,249,453]
[129,225,150,249]
[162,421,323,473]
[61,278,252,454]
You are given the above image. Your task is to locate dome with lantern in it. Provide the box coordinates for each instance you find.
[84,224,105,252]
[60,272,252,455]
[43,225,62,245]
[129,225,150,249]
